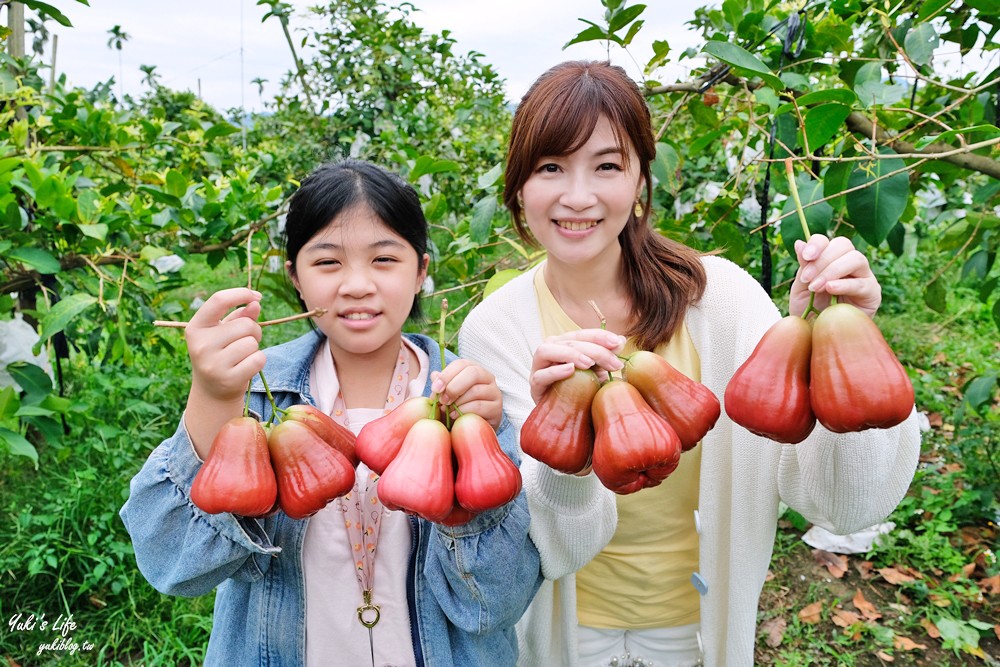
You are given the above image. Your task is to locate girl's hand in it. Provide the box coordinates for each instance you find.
[431,359,504,431]
[529,329,626,404]
[789,234,882,319]
[185,288,267,404]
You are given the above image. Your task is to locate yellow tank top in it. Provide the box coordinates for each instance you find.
[534,269,702,629]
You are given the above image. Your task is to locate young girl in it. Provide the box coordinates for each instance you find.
[121,159,541,667]
[458,61,920,667]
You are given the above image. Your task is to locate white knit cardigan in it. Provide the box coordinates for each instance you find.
[457,256,920,667]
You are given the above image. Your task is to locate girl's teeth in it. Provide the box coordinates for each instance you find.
[558,221,596,231]
[345,313,374,320]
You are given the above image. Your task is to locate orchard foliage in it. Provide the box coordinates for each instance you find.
[567,0,999,417]
[1,0,998,461]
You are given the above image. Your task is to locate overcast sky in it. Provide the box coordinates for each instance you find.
[44,0,712,113]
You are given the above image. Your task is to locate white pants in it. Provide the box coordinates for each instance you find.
[577,623,703,667]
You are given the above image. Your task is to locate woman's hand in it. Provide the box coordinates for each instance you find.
[529,329,626,404]
[432,359,504,431]
[789,234,882,319]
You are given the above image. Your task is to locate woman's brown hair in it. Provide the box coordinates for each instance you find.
[505,60,707,351]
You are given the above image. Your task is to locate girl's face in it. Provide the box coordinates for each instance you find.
[288,205,428,360]
[520,115,643,270]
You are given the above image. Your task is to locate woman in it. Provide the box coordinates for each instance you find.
[458,61,919,667]
[121,159,541,666]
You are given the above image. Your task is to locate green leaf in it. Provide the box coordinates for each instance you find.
[964,372,998,412]
[779,72,810,91]
[961,250,989,281]
[0,427,38,468]
[483,269,522,298]
[0,69,17,96]
[477,162,503,190]
[993,298,1000,333]
[776,89,858,115]
[722,0,743,30]
[76,188,100,223]
[886,222,905,257]
[801,103,852,153]
[22,1,72,26]
[409,156,460,181]
[687,96,719,128]
[853,62,906,108]
[652,142,681,193]
[15,405,56,418]
[781,174,833,252]
[164,169,188,198]
[711,222,746,265]
[702,41,784,91]
[0,156,23,177]
[753,87,781,113]
[564,24,609,48]
[646,40,670,71]
[36,293,98,351]
[422,193,447,223]
[204,122,240,141]
[980,276,998,303]
[924,278,947,313]
[621,20,643,47]
[913,124,1000,150]
[77,223,109,242]
[5,362,52,400]
[845,147,909,247]
[688,129,725,157]
[608,4,646,33]
[138,186,182,208]
[917,0,953,20]
[0,386,18,421]
[5,247,61,274]
[469,195,497,244]
[904,23,940,67]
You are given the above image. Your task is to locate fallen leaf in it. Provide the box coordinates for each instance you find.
[994,625,999,642]
[961,562,976,579]
[760,617,786,648]
[931,352,947,365]
[799,601,823,624]
[894,636,927,651]
[898,564,925,579]
[813,549,848,578]
[920,618,941,639]
[888,603,911,616]
[832,608,862,627]
[879,567,917,585]
[855,560,875,580]
[853,589,883,621]
[942,461,961,472]
[928,593,952,607]
[875,650,895,662]
[978,574,1000,595]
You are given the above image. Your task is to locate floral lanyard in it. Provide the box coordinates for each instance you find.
[332,341,409,664]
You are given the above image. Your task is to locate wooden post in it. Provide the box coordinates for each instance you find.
[48,33,58,93]
[6,1,25,58]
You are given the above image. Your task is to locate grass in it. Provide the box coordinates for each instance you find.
[1,248,997,665]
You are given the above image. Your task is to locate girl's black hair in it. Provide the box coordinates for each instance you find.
[283,159,429,320]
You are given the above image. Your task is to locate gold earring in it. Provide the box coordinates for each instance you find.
[634,200,643,217]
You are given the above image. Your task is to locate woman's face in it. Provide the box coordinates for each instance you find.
[520,115,643,270]
[288,205,428,360]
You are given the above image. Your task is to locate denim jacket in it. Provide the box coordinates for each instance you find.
[120,331,542,666]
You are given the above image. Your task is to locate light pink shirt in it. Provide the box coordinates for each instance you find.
[304,338,429,667]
